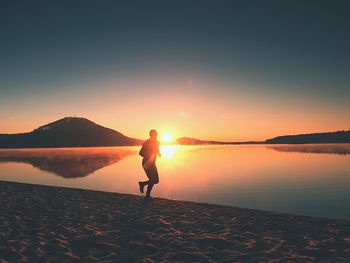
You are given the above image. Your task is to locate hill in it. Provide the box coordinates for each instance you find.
[265,130,350,144]
[177,130,350,145]
[0,117,143,148]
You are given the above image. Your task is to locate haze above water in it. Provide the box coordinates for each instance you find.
[0,144,349,220]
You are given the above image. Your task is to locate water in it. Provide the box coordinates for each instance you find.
[0,144,349,220]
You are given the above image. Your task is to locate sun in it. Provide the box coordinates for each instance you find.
[161,133,174,143]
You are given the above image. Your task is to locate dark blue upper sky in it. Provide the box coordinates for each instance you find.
[1,1,350,89]
[0,0,349,138]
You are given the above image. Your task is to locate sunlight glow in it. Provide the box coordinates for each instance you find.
[159,145,180,159]
[161,133,174,143]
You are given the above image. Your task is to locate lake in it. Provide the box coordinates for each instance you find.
[0,144,349,220]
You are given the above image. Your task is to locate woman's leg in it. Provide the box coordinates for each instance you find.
[145,165,159,198]
[139,160,150,193]
[145,182,154,198]
[139,181,148,193]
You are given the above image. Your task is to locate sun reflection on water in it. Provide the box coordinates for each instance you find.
[160,145,181,159]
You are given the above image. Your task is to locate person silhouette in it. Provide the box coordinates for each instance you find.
[138,129,161,200]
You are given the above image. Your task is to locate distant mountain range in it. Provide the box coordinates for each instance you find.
[175,137,261,145]
[265,130,350,144]
[0,117,349,148]
[0,117,142,148]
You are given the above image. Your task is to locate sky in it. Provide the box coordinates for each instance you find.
[0,0,349,141]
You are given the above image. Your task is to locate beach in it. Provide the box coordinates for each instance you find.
[0,181,349,262]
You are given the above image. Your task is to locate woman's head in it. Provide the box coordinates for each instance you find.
[149,129,158,140]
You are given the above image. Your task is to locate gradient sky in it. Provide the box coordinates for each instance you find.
[1,0,349,141]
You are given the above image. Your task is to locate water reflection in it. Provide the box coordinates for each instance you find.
[267,144,350,155]
[0,148,136,178]
[159,145,181,159]
[0,144,349,219]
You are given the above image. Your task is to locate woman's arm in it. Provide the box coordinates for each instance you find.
[139,142,146,157]
[157,142,161,157]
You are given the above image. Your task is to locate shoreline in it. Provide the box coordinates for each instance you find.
[1,181,349,262]
[1,141,350,150]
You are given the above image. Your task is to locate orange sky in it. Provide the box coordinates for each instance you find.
[0,75,349,141]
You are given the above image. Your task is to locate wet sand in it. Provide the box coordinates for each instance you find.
[0,181,349,262]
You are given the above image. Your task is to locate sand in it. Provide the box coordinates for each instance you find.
[0,181,349,262]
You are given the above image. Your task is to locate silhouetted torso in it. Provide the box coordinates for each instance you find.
[140,139,160,164]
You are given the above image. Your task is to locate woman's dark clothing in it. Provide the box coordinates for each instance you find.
[142,158,159,184]
[139,139,160,184]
